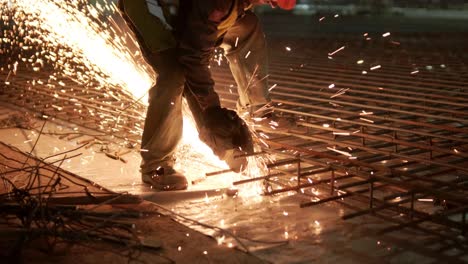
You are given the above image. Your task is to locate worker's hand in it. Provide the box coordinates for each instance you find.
[199,106,254,172]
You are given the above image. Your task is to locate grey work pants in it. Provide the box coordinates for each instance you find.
[140,11,271,173]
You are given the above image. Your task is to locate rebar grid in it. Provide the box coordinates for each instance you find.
[213,33,468,256]
[1,30,467,257]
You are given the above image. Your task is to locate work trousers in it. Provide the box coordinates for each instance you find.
[140,11,270,173]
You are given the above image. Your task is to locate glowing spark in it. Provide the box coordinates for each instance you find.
[362,71,368,75]
[285,46,291,51]
[319,16,325,21]
[382,32,391,37]
[235,36,239,47]
[216,236,225,245]
[357,60,364,64]
[268,83,277,91]
[411,70,419,74]
[283,211,289,216]
[328,46,345,56]
[178,246,182,251]
[245,50,251,59]
[328,83,335,89]
[327,147,352,157]
[330,88,349,98]
[333,132,350,136]
[360,117,374,123]
[322,124,330,128]
[418,198,433,202]
[359,111,373,116]
[370,65,381,71]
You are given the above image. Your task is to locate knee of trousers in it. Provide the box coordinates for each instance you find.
[148,67,185,103]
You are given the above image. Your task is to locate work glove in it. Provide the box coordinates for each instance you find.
[199,106,254,172]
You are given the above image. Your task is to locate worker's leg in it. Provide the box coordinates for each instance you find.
[140,49,185,175]
[222,11,306,134]
[221,11,271,114]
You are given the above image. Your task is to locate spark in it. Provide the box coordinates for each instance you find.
[268,83,277,91]
[328,83,335,89]
[245,50,251,59]
[319,16,325,22]
[333,132,350,136]
[370,65,381,71]
[327,147,352,157]
[330,88,349,98]
[328,46,345,56]
[216,235,225,245]
[234,36,239,47]
[418,198,433,202]
[357,60,364,64]
[285,46,291,51]
[382,32,391,37]
[359,111,373,116]
[411,70,419,75]
[360,117,374,123]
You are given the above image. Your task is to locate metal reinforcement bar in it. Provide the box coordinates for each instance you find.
[212,33,467,248]
[1,30,467,254]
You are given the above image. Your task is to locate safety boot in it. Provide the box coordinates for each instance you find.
[142,166,188,191]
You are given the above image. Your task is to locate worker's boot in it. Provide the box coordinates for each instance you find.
[142,166,188,191]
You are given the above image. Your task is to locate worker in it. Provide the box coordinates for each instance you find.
[118,0,297,191]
